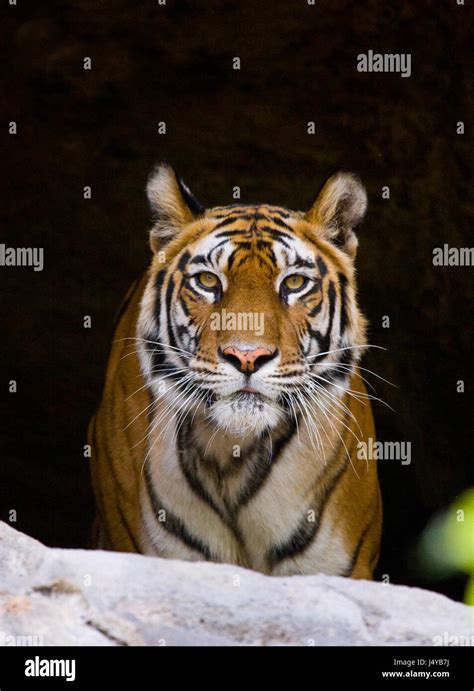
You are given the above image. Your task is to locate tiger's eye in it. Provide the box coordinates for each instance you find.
[198,272,220,289]
[283,274,306,291]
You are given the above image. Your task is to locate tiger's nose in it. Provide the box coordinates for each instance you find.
[221,346,276,374]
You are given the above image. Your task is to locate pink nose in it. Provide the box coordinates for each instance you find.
[222,346,275,374]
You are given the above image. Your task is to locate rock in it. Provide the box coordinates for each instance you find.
[0,522,472,646]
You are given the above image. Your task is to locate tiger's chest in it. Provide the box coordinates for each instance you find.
[138,433,352,576]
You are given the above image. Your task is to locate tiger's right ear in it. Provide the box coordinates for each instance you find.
[146,163,204,251]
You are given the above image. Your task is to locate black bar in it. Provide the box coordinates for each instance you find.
[0,646,471,688]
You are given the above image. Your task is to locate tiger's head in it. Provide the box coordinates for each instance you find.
[138,164,368,439]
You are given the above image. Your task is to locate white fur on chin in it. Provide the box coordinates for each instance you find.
[207,395,282,437]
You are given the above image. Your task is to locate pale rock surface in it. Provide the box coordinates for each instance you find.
[0,522,472,646]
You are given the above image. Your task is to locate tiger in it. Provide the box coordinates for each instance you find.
[88,163,382,579]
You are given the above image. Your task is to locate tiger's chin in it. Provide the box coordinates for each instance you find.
[207,391,283,438]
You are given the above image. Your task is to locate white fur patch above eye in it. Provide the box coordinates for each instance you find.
[272,237,317,272]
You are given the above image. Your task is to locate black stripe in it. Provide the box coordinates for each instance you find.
[267,412,350,567]
[117,500,141,553]
[269,216,292,230]
[177,421,229,525]
[269,208,291,219]
[255,238,273,252]
[177,177,204,216]
[176,323,191,342]
[338,273,348,335]
[342,518,373,577]
[175,421,248,546]
[144,334,173,374]
[270,209,291,219]
[214,216,244,230]
[233,241,252,251]
[235,418,297,508]
[215,228,248,238]
[301,281,322,301]
[258,225,294,242]
[255,213,292,230]
[227,248,238,271]
[308,300,323,318]
[314,280,336,355]
[188,254,206,265]
[338,348,354,367]
[257,225,293,237]
[292,258,317,270]
[223,213,255,222]
[146,270,174,372]
[211,208,247,218]
[213,211,293,232]
[177,250,191,271]
[144,461,212,559]
[317,256,328,277]
[268,459,348,567]
[89,421,110,547]
[266,246,277,265]
[165,273,181,358]
[179,295,190,316]
[206,237,233,256]
[268,513,319,568]
[267,234,291,250]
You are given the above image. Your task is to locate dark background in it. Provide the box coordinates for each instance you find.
[1,0,472,600]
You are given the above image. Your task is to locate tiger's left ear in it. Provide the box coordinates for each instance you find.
[146,163,204,251]
[305,173,367,258]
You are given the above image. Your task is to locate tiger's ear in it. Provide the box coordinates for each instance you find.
[146,163,204,251]
[305,173,367,258]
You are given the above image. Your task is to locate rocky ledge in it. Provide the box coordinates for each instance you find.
[0,522,472,646]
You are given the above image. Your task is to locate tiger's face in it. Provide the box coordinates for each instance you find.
[138,165,368,438]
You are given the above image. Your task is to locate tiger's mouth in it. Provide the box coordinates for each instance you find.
[235,388,262,400]
[239,384,259,394]
[207,388,283,437]
[230,390,267,407]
